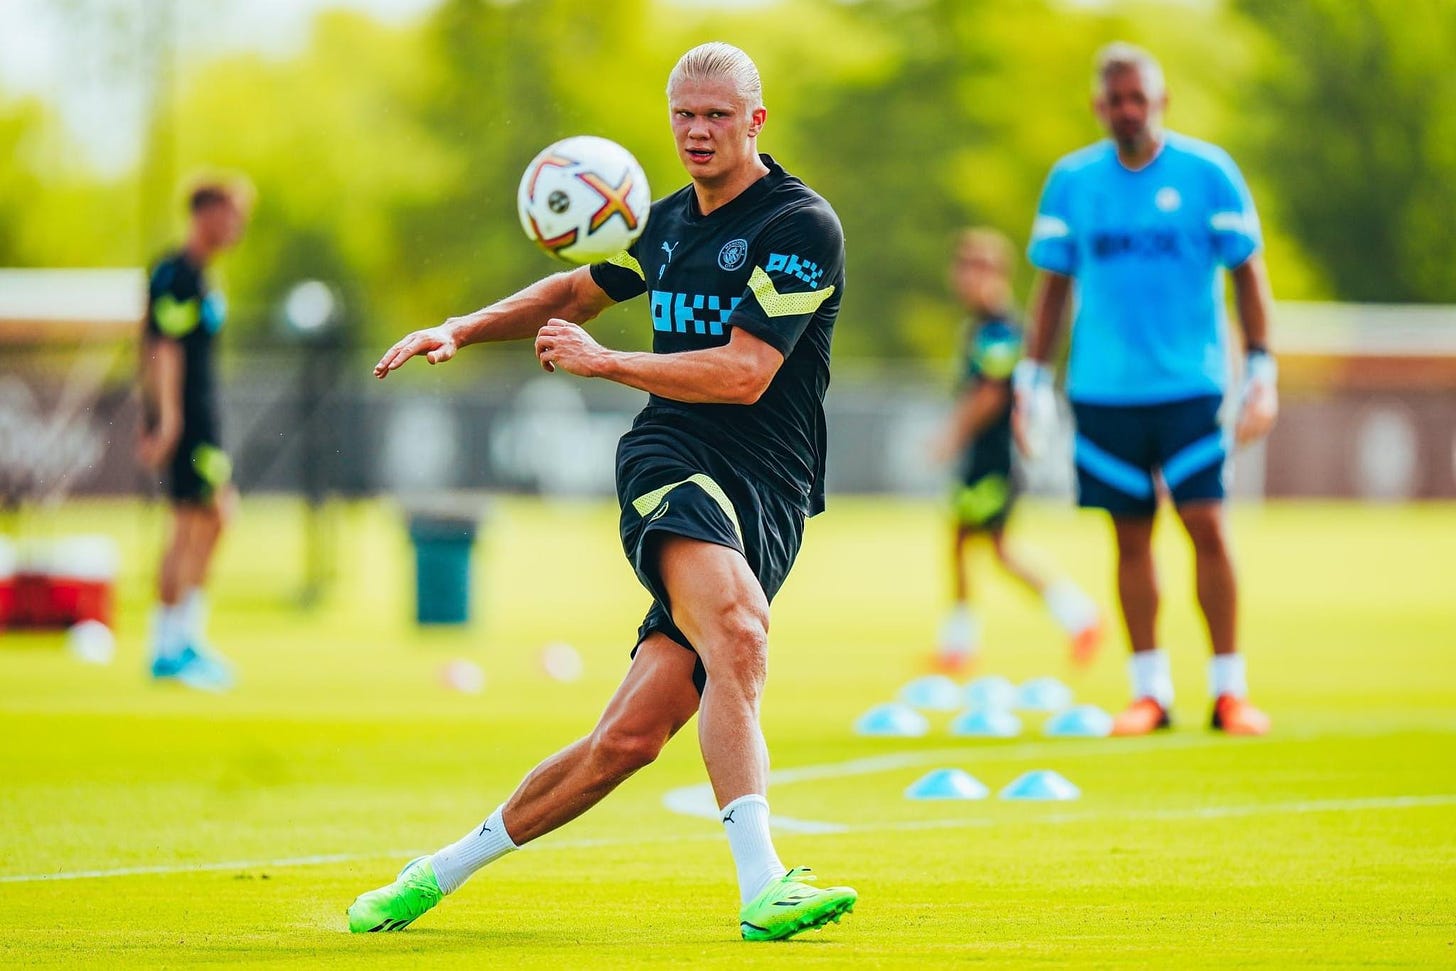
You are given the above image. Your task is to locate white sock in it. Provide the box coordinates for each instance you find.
[430,805,519,895]
[1209,654,1248,699]
[1042,579,1098,634]
[938,604,981,654]
[181,588,207,642]
[1129,649,1174,708]
[151,604,187,660]
[720,794,786,905]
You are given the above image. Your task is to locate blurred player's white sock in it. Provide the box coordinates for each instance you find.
[938,604,981,656]
[1042,579,1098,634]
[1129,649,1174,708]
[150,604,187,660]
[430,805,518,894]
[1209,653,1248,699]
[720,793,786,904]
[180,588,207,642]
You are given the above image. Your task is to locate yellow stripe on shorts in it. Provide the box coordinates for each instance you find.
[632,473,742,544]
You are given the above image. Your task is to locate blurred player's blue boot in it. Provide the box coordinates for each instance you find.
[348,856,443,933]
[739,866,856,941]
[150,644,234,693]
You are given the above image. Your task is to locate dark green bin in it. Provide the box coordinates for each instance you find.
[407,514,478,625]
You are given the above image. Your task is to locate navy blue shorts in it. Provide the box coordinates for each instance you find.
[1071,394,1227,517]
[616,417,806,693]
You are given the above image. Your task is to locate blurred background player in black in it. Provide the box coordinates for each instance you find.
[932,228,1102,673]
[137,178,251,691]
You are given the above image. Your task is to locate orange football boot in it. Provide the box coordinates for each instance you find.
[931,650,976,676]
[1069,617,1105,668]
[1211,694,1271,735]
[1111,697,1171,735]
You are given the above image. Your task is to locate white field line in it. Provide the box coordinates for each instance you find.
[3,793,1454,885]
[664,732,1249,829]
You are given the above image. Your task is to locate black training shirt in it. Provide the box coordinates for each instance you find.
[590,155,844,515]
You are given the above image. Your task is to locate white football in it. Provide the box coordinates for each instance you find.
[517,136,651,264]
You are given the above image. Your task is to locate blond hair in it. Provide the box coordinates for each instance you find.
[667,42,764,110]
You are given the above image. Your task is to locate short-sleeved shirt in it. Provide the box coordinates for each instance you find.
[1027,132,1262,406]
[590,155,845,515]
[144,250,227,444]
[956,314,1021,479]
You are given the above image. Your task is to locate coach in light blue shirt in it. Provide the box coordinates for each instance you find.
[1015,42,1279,737]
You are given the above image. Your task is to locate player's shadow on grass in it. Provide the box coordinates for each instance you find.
[345,927,849,948]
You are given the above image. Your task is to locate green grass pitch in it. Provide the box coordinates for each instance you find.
[1,497,1452,967]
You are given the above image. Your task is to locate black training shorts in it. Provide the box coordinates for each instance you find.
[616,415,807,693]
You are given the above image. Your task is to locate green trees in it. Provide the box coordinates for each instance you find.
[2,0,1450,356]
[1237,0,1456,302]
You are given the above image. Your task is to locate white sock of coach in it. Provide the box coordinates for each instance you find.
[429,804,519,894]
[1129,648,1175,709]
[1209,653,1248,699]
[721,793,787,905]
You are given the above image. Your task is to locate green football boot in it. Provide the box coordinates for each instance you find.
[347,856,443,933]
[739,866,857,941]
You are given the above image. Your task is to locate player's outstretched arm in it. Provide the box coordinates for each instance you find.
[373,267,614,378]
[534,320,784,405]
[934,381,1011,464]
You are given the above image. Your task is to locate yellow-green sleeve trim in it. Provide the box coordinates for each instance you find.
[632,473,742,544]
[746,266,836,318]
[978,341,1020,381]
[154,294,201,338]
[605,250,645,281]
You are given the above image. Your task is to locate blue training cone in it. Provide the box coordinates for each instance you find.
[999,769,1081,801]
[854,702,930,738]
[1044,704,1113,737]
[905,768,989,801]
[1017,676,1074,712]
[949,708,1023,738]
[899,674,963,712]
[964,674,1018,710]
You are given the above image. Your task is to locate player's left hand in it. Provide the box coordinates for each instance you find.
[1235,351,1279,445]
[535,319,608,377]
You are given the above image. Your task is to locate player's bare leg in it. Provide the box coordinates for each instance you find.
[1178,500,1269,734]
[149,501,232,689]
[1110,514,1171,733]
[989,528,1102,665]
[1176,500,1235,655]
[936,525,979,671]
[498,636,700,843]
[349,637,701,931]
[656,535,771,807]
[656,534,855,939]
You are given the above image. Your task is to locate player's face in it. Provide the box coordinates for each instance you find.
[197,200,247,250]
[950,245,1010,314]
[668,77,766,183]
[1094,66,1165,149]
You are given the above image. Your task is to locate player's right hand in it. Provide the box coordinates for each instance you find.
[374,325,459,378]
[135,433,173,470]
